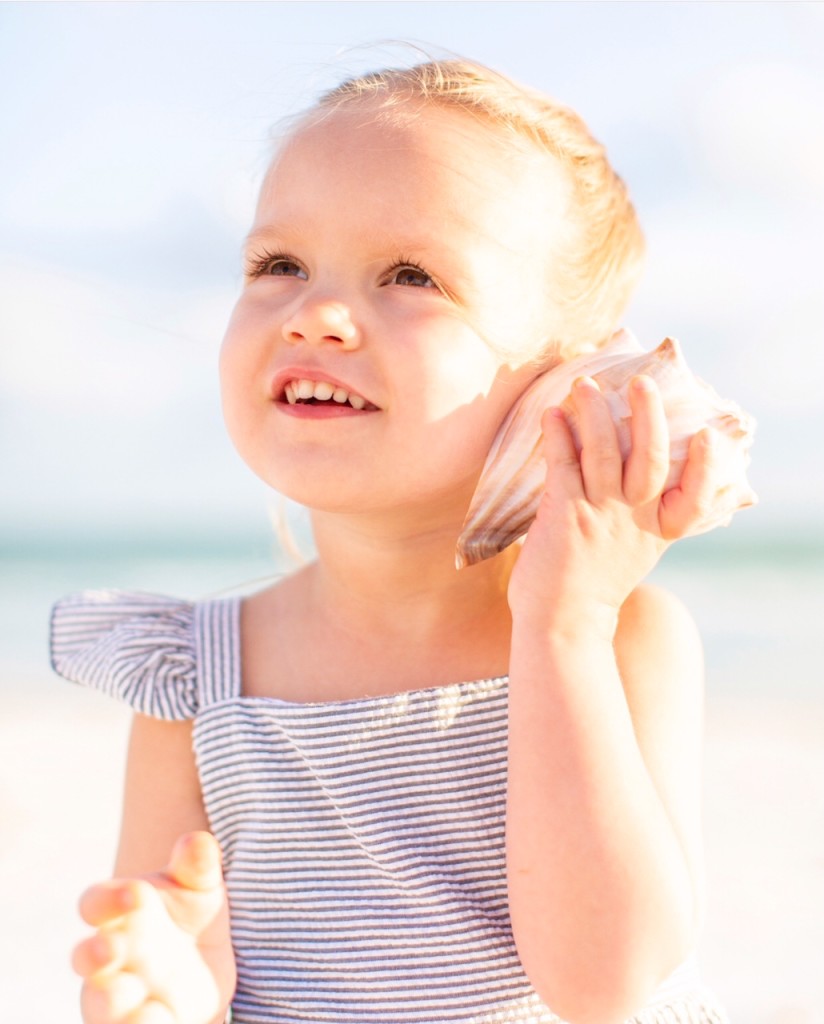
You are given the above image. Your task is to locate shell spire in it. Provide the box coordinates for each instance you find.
[456,329,756,569]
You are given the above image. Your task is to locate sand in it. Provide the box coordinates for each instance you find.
[2,679,822,1023]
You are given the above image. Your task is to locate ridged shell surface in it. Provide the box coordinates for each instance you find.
[456,329,756,568]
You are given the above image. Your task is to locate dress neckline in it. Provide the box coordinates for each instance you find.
[196,595,509,712]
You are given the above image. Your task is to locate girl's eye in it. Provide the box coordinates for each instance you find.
[390,264,434,288]
[265,259,307,279]
[245,252,307,280]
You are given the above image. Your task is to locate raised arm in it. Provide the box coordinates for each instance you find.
[505,376,719,1024]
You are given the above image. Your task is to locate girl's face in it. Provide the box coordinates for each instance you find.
[220,102,570,528]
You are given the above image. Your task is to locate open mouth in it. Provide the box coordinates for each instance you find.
[281,378,378,411]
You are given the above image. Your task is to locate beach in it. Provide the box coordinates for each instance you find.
[1,539,822,1022]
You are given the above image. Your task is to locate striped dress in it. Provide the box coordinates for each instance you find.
[50,590,729,1024]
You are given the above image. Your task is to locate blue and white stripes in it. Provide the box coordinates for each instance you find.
[50,590,199,719]
[51,590,729,1024]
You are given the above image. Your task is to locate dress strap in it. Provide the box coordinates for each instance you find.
[193,597,242,707]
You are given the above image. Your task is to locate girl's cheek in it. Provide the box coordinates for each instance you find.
[217,333,243,411]
[219,301,268,383]
[218,321,260,439]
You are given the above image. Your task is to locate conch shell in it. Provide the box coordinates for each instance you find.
[456,328,756,568]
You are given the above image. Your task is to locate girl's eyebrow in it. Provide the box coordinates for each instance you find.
[243,227,285,250]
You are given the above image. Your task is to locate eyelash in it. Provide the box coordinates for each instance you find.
[384,257,435,289]
[243,248,303,280]
[243,249,438,292]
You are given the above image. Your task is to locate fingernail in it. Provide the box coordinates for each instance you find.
[631,375,653,393]
[574,376,598,391]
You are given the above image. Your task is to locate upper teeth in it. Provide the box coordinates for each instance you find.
[285,378,366,410]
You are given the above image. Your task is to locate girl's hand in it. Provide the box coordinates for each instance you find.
[72,831,235,1024]
[508,374,720,632]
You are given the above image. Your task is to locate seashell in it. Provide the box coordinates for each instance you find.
[456,328,756,568]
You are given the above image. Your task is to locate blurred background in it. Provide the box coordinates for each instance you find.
[1,3,822,1021]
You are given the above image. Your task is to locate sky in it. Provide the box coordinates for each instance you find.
[2,1,823,549]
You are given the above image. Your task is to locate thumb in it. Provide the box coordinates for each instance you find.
[166,831,224,892]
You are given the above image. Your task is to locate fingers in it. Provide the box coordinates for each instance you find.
[81,978,175,1024]
[73,928,128,977]
[79,832,222,934]
[540,407,584,501]
[623,376,670,505]
[79,879,158,929]
[659,427,719,539]
[568,377,622,503]
[127,1002,177,1024]
[74,903,177,1023]
[74,880,162,988]
[167,831,224,892]
[80,970,147,1022]
[542,378,632,505]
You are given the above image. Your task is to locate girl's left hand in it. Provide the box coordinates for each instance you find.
[507,374,720,631]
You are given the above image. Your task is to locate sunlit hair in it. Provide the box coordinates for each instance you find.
[297,58,646,366]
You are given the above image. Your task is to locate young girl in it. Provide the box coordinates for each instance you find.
[52,58,731,1024]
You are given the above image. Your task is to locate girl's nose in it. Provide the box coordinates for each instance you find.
[281,298,360,350]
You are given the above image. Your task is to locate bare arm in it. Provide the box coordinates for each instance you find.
[505,376,720,1024]
[506,584,704,1024]
[115,713,210,875]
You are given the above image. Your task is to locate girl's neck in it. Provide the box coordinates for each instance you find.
[240,509,518,703]
[307,508,516,641]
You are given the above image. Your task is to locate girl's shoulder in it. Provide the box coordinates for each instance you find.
[615,583,703,685]
[614,582,705,720]
[49,589,241,720]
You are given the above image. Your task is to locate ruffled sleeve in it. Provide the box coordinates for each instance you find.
[49,590,199,720]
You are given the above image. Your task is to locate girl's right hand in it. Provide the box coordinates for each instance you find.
[72,831,236,1024]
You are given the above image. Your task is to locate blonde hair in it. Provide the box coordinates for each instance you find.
[299,58,645,365]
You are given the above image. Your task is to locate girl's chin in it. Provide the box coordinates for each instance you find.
[254,472,379,517]
[243,450,483,531]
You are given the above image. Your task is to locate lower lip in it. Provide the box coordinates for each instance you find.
[276,401,376,420]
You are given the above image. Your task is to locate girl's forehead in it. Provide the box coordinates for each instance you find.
[278,100,497,159]
[256,102,570,247]
[266,104,503,192]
